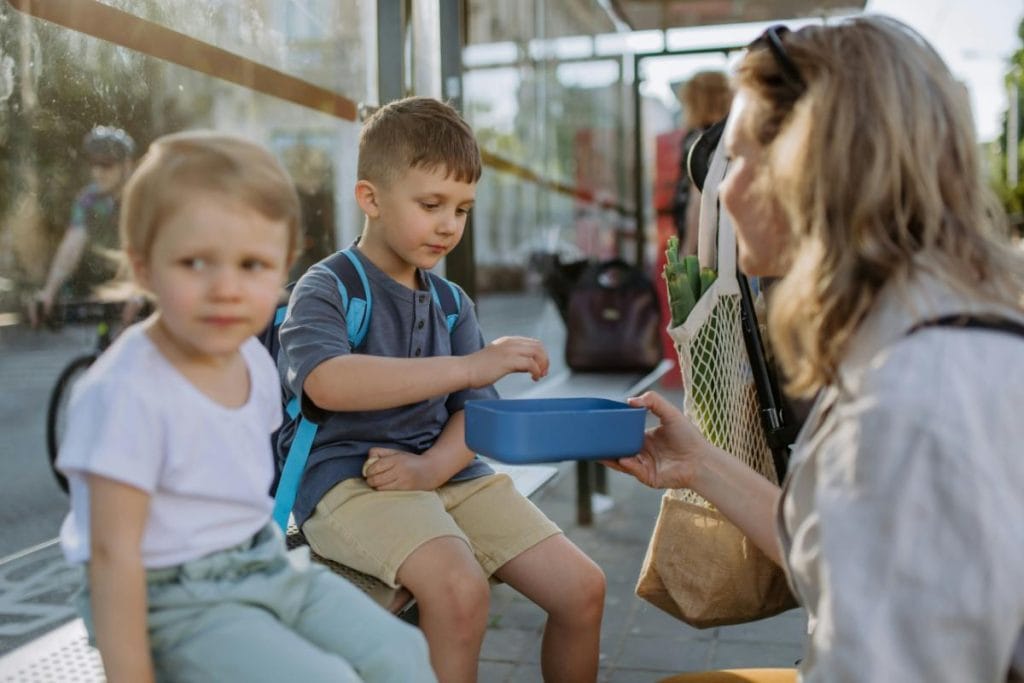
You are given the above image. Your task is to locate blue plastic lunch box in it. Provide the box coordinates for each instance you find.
[464,397,646,464]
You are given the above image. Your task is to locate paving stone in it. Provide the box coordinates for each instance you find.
[480,626,538,663]
[478,659,516,683]
[613,634,713,672]
[716,610,808,645]
[628,603,717,642]
[708,640,806,669]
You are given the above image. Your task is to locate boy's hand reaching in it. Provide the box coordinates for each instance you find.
[464,336,549,388]
[363,447,445,491]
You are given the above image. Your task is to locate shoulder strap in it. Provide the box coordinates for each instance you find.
[908,314,1024,340]
[425,271,462,333]
[271,247,371,531]
[309,247,373,349]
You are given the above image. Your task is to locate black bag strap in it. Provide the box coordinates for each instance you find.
[907,314,1024,339]
[737,273,796,483]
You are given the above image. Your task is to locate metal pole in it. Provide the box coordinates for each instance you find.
[377,0,404,104]
[632,54,645,268]
[438,0,476,298]
[1009,80,1019,188]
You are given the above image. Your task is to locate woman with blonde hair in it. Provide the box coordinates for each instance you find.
[674,71,734,255]
[610,15,1024,682]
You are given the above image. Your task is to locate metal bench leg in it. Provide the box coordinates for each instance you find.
[576,461,593,526]
[594,462,608,495]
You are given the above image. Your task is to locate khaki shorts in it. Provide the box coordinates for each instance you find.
[302,472,561,588]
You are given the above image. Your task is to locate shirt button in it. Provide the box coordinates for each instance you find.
[417,320,424,329]
[418,294,426,303]
[414,348,422,356]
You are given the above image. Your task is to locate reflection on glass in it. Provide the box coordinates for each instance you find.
[465,62,633,284]
[92,0,374,101]
[0,3,364,554]
[1,2,367,307]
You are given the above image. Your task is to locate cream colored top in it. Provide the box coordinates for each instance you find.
[777,270,1024,682]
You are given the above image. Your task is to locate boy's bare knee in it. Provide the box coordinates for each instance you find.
[415,568,490,646]
[558,559,606,624]
[433,568,490,619]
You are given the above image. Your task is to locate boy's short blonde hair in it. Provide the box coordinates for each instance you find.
[357,97,481,187]
[120,131,301,264]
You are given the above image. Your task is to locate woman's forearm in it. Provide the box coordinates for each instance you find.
[691,445,784,565]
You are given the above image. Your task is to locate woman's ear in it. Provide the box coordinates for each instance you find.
[354,180,381,219]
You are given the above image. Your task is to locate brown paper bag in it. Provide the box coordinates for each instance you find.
[636,491,796,628]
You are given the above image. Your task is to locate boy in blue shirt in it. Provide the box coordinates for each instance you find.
[278,97,605,683]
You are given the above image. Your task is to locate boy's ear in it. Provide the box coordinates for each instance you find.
[354,179,381,218]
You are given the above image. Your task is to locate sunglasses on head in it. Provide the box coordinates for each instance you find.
[750,25,806,93]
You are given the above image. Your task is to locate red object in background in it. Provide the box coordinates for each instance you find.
[652,130,686,387]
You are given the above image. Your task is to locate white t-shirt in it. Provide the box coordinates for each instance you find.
[58,325,280,568]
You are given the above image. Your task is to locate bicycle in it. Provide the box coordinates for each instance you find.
[42,298,146,492]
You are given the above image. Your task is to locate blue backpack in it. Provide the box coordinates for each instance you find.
[260,246,463,530]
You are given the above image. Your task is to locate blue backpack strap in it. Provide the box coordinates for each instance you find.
[309,247,372,349]
[426,272,462,333]
[271,247,372,531]
[271,399,317,529]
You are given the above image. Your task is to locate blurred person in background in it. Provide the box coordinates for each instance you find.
[673,71,733,256]
[29,126,135,327]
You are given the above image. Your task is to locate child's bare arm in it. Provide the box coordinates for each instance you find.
[305,336,549,412]
[88,475,155,683]
[363,410,474,491]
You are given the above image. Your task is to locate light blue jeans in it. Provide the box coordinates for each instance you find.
[76,524,435,683]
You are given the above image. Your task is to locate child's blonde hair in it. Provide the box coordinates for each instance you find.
[120,131,302,265]
[357,97,481,187]
[735,16,1024,396]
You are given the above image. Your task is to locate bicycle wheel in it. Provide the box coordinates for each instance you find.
[46,354,97,493]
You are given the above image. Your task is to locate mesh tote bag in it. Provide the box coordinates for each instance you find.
[635,136,796,628]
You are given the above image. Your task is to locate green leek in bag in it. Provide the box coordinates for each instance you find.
[663,235,716,327]
[663,236,723,445]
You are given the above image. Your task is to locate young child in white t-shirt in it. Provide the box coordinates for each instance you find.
[56,131,435,683]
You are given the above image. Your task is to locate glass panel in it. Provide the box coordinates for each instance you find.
[0,1,365,555]
[465,0,636,299]
[92,0,376,103]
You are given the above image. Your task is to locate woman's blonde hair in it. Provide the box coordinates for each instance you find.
[735,16,1024,397]
[120,131,302,266]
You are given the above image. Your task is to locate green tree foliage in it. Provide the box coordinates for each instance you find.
[993,17,1024,236]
